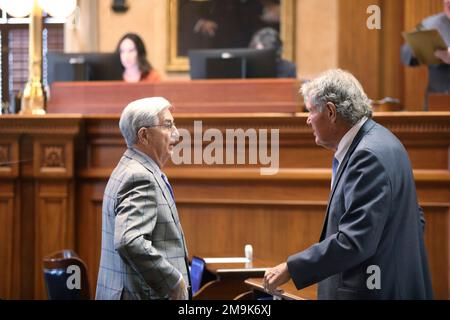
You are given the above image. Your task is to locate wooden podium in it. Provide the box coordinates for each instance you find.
[1,80,450,300]
[428,94,450,111]
[47,79,302,114]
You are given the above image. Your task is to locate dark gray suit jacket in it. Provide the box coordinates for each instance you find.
[287,119,433,299]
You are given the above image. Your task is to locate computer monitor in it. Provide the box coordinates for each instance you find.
[188,48,277,80]
[46,52,122,85]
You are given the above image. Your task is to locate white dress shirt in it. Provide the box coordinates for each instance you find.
[332,116,368,186]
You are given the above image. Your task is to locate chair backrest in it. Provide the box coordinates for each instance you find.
[190,256,206,295]
[43,249,90,300]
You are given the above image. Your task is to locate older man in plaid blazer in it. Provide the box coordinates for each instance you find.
[96,97,190,300]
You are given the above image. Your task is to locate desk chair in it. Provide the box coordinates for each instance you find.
[43,249,90,300]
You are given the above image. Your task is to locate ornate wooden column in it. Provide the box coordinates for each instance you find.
[0,115,82,299]
[0,135,20,299]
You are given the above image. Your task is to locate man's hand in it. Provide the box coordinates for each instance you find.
[170,278,189,300]
[193,19,218,37]
[434,48,450,64]
[263,262,291,295]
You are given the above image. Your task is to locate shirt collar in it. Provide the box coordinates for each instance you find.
[130,147,162,175]
[334,116,368,165]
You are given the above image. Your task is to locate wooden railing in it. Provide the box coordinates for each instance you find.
[1,112,449,299]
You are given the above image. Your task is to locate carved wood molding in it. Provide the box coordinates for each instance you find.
[175,198,450,208]
[176,198,329,207]
[0,115,82,135]
[42,145,65,168]
[34,182,75,299]
[0,139,19,178]
[83,112,450,135]
[0,144,11,171]
[78,167,450,184]
[34,140,73,178]
[0,185,14,298]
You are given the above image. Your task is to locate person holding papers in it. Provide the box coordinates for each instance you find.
[401,0,450,107]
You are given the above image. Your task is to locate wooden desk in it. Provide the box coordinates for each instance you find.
[205,258,271,279]
[429,94,450,111]
[1,112,450,300]
[245,278,317,300]
[47,79,302,114]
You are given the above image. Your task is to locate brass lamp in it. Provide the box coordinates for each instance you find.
[0,0,76,115]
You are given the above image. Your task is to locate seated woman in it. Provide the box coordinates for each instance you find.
[116,33,161,83]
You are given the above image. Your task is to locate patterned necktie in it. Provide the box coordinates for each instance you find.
[332,157,339,186]
[161,173,175,200]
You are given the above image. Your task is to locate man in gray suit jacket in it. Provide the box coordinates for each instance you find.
[96,97,190,300]
[401,0,450,108]
[264,69,433,299]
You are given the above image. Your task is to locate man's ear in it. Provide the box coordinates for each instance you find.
[137,127,148,145]
[326,102,337,122]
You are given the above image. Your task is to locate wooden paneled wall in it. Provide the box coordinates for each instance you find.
[47,79,302,114]
[0,116,81,299]
[66,0,445,108]
[337,0,445,110]
[75,112,450,299]
[402,0,445,109]
[1,112,450,300]
[338,0,383,100]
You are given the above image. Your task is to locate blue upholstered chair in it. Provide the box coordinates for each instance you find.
[43,249,90,300]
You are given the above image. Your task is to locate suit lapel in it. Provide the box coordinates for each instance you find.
[125,148,189,259]
[153,174,188,256]
[319,119,377,240]
[125,148,183,234]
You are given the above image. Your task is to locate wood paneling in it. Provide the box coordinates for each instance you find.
[379,0,405,102]
[34,182,74,299]
[0,183,14,299]
[1,111,450,299]
[47,79,302,114]
[0,116,80,299]
[422,205,450,299]
[296,0,339,78]
[178,203,326,262]
[333,0,445,110]
[429,94,450,112]
[76,181,104,299]
[338,0,382,100]
[403,0,444,110]
[75,112,450,300]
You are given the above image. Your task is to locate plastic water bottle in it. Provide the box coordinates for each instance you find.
[244,244,253,262]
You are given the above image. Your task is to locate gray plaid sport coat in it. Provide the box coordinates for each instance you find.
[96,148,190,300]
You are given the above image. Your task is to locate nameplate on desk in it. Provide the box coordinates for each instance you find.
[203,257,250,263]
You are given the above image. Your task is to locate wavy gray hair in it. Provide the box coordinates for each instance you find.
[300,69,372,125]
[119,97,172,147]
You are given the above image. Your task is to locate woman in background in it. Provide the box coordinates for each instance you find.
[116,33,161,83]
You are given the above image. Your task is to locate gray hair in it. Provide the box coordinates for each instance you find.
[300,69,372,125]
[119,97,172,147]
[249,27,282,58]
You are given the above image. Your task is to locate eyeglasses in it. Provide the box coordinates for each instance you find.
[142,120,176,131]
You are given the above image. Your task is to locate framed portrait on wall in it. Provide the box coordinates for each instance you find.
[167,0,295,71]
